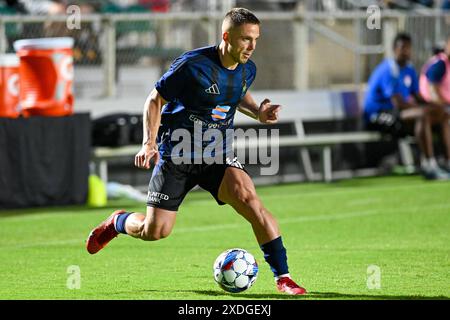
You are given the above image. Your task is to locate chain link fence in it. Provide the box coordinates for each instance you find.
[1,8,449,99]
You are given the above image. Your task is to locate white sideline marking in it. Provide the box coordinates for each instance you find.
[3,202,450,250]
[347,198,382,206]
[173,210,379,234]
[0,209,378,250]
[1,212,84,222]
[1,239,82,250]
[1,180,446,221]
[1,189,449,250]
[186,180,449,206]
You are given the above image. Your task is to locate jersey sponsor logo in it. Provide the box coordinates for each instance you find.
[211,105,231,122]
[147,191,169,204]
[205,83,220,95]
[189,114,232,129]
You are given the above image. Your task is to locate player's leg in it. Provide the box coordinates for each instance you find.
[116,206,177,241]
[401,107,448,179]
[216,166,306,295]
[426,106,450,174]
[427,106,450,171]
[441,111,450,170]
[114,159,195,241]
[217,167,279,244]
[86,207,176,254]
[399,107,431,158]
[422,106,450,178]
[86,160,194,254]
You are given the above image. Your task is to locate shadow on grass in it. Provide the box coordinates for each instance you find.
[107,289,449,300]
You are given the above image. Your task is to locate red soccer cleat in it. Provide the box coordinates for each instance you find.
[276,277,307,295]
[86,209,126,254]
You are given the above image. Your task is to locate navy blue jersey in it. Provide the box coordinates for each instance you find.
[154,45,257,161]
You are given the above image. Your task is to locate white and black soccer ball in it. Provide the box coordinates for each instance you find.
[213,248,258,293]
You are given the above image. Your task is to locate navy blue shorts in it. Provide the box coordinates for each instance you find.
[146,157,246,211]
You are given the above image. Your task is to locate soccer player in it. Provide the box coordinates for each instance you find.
[86,8,307,295]
[419,35,450,172]
[364,32,450,180]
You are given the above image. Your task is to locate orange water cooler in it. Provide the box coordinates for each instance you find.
[0,54,20,118]
[13,37,74,117]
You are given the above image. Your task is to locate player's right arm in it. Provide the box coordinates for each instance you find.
[238,91,281,124]
[135,88,167,169]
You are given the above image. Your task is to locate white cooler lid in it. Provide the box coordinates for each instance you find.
[14,37,74,51]
[0,54,19,67]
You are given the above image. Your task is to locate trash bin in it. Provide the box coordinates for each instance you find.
[0,54,20,118]
[13,37,74,117]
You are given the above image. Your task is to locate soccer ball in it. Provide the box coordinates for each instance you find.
[213,248,258,293]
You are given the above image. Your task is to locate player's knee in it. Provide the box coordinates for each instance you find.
[234,186,259,207]
[158,228,172,239]
[235,188,269,223]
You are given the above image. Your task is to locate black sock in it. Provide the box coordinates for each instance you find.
[260,236,289,277]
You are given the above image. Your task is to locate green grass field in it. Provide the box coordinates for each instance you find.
[0,175,449,300]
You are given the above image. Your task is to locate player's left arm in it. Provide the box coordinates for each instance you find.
[237,91,281,124]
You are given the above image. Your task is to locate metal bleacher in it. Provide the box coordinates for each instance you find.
[87,89,416,184]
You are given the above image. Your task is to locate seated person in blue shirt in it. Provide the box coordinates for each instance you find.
[364,32,450,180]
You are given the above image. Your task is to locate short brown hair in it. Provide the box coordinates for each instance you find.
[393,32,412,49]
[224,8,260,28]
